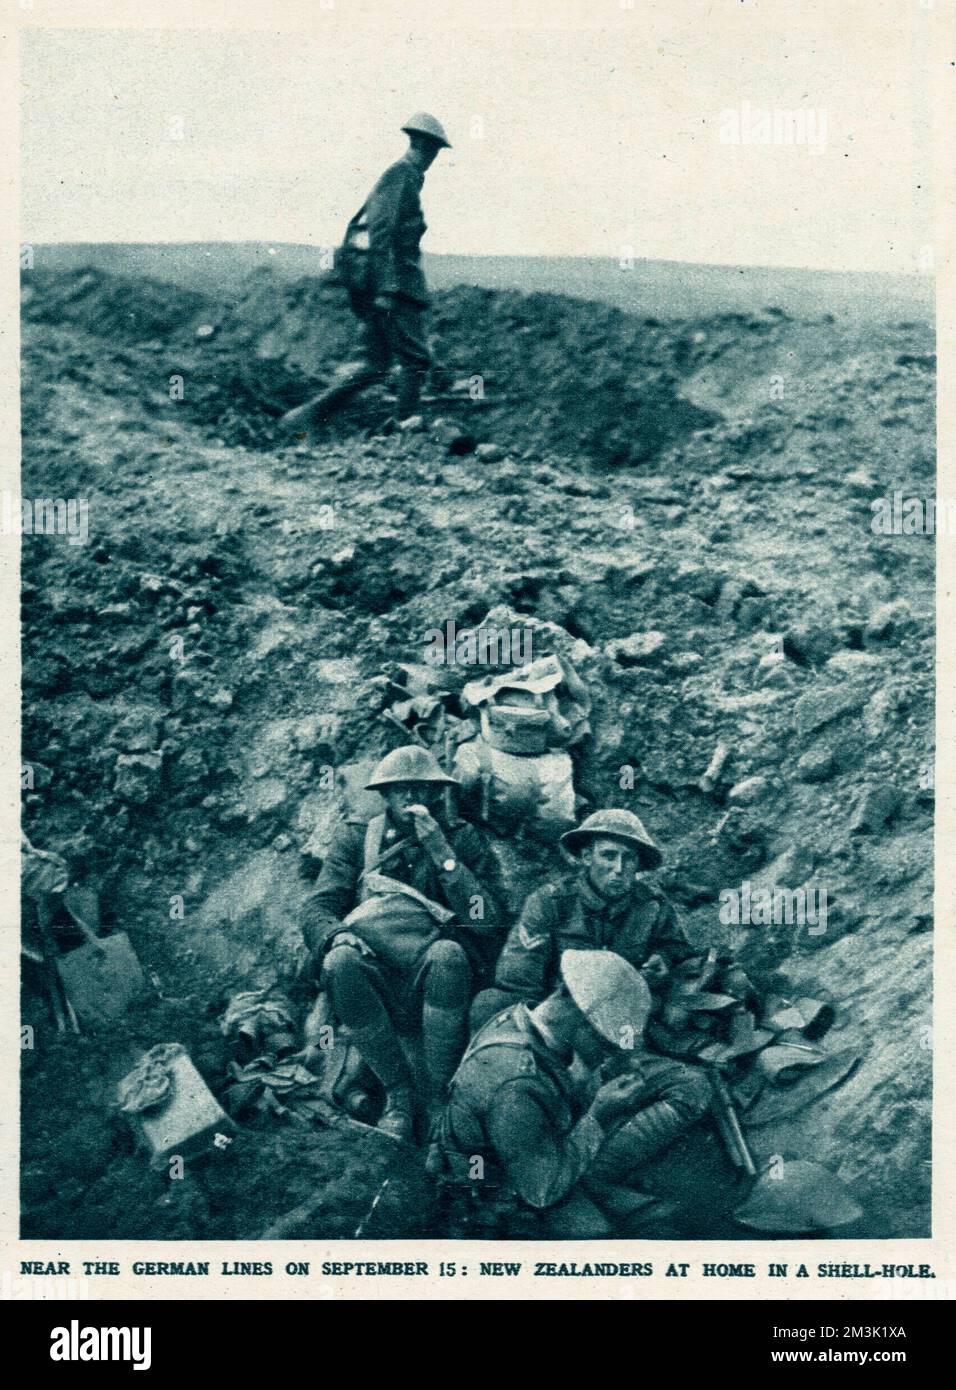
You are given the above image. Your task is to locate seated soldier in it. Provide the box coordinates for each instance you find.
[302,745,502,1142]
[470,807,694,1033]
[431,949,711,1237]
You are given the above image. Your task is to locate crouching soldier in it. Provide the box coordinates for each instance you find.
[471,807,694,1033]
[431,950,711,1237]
[302,746,502,1142]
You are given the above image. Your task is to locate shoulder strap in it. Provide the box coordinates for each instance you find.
[360,815,386,894]
[346,200,368,231]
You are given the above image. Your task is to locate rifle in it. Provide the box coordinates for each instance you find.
[706,1064,757,1176]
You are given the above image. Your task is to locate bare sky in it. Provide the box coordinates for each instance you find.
[18,0,936,273]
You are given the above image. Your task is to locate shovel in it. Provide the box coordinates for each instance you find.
[31,896,80,1035]
[708,1067,863,1234]
[56,886,146,1028]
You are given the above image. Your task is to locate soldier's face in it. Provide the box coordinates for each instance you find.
[582,837,640,899]
[572,1018,615,1068]
[384,782,442,823]
[409,136,442,170]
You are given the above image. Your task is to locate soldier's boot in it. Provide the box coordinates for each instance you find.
[279,365,382,436]
[348,1019,416,1143]
[422,1001,468,1099]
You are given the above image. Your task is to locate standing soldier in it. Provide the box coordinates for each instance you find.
[432,950,711,1237]
[471,807,696,1032]
[281,113,451,437]
[302,746,501,1142]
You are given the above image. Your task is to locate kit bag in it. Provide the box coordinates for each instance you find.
[453,733,575,843]
[336,204,371,296]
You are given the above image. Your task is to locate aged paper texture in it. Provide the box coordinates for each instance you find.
[1,0,953,1302]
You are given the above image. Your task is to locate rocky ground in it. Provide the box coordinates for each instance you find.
[19,264,934,1240]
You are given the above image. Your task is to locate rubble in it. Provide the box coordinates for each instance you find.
[19,263,934,1240]
[850,784,903,834]
[793,684,867,734]
[727,776,770,805]
[113,751,163,803]
[605,631,667,666]
[795,744,835,783]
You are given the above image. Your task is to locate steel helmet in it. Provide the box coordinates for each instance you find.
[560,807,663,868]
[560,949,653,1048]
[401,112,452,149]
[365,744,460,791]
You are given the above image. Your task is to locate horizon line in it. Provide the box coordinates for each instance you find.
[23,241,935,282]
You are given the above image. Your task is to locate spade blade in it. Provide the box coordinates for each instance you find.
[57,932,146,1028]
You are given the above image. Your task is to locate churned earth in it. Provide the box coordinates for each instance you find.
[18,263,934,1239]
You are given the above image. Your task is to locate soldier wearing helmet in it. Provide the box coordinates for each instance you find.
[431,950,710,1237]
[303,744,501,1142]
[280,113,451,437]
[470,806,696,1033]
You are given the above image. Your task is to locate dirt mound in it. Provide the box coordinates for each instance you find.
[23,266,209,343]
[23,266,727,463]
[19,263,934,1240]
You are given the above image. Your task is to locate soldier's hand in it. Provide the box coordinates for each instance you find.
[330,930,373,958]
[407,805,451,861]
[591,1073,654,1127]
[373,293,395,313]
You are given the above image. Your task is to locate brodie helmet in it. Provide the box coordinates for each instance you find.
[560,949,653,1047]
[401,112,452,149]
[365,744,460,791]
[560,808,663,869]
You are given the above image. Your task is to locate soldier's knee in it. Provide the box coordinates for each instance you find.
[469,988,511,1035]
[423,939,471,1005]
[323,943,367,988]
[323,943,382,1021]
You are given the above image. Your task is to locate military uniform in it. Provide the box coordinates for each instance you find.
[280,115,448,435]
[364,154,431,306]
[303,798,504,1129]
[471,871,695,1029]
[349,154,432,415]
[435,1002,710,1235]
[305,811,501,983]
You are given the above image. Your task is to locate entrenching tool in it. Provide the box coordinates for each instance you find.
[55,886,146,1028]
[21,834,79,1034]
[31,897,80,1035]
[707,1066,863,1234]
